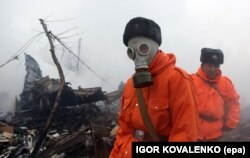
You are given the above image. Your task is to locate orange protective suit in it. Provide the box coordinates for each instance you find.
[191,67,240,141]
[109,51,198,158]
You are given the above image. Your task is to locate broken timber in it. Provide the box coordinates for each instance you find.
[29,19,66,158]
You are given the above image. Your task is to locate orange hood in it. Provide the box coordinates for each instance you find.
[148,50,176,76]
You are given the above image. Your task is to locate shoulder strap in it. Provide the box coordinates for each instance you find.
[136,88,160,141]
[196,73,229,121]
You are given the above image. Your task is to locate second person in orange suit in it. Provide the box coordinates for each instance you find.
[191,48,240,141]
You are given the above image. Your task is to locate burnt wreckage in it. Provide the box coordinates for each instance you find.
[4,54,122,157]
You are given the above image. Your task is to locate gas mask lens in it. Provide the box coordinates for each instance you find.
[138,43,150,55]
[127,47,135,59]
[127,43,150,60]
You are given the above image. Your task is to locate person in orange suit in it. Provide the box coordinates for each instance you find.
[109,17,198,158]
[191,48,240,141]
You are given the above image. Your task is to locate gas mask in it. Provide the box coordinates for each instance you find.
[127,37,159,88]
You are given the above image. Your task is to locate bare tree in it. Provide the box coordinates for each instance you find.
[29,19,65,158]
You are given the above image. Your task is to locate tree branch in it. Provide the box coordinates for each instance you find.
[29,19,65,158]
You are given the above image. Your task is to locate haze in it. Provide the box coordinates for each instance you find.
[1,0,250,112]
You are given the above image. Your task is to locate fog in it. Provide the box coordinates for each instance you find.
[0,0,250,112]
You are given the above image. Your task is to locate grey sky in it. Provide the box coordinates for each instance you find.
[0,0,250,112]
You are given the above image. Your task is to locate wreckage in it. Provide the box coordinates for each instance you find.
[0,54,122,157]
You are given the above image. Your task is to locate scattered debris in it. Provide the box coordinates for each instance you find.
[0,54,122,158]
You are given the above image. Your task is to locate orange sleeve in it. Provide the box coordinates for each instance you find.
[109,95,136,158]
[223,77,240,128]
[168,71,198,141]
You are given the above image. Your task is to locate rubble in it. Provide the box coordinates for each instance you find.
[0,54,122,157]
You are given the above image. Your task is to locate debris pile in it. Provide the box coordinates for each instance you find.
[0,54,123,157]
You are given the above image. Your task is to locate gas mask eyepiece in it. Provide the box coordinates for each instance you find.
[127,43,150,60]
[127,47,135,60]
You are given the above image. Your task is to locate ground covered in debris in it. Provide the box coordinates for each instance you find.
[0,83,122,158]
